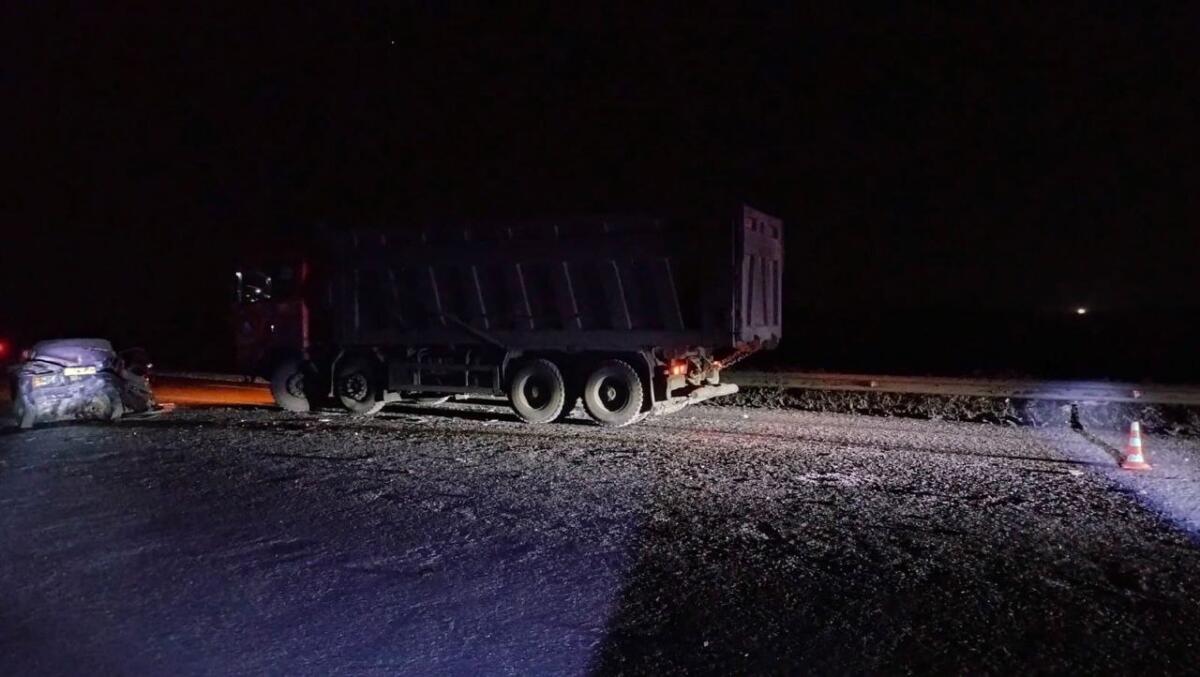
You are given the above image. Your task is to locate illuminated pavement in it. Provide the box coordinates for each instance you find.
[3,398,1200,673]
[0,376,275,411]
[150,376,275,407]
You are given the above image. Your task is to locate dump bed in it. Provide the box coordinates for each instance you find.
[333,205,782,353]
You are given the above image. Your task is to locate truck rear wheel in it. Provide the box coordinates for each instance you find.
[508,358,567,424]
[270,358,317,413]
[336,355,386,415]
[582,359,644,427]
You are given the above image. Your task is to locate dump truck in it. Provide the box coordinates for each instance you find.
[232,204,782,426]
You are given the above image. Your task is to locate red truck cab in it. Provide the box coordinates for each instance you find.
[232,257,320,377]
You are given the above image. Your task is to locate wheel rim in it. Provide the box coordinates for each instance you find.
[340,373,370,402]
[82,394,110,419]
[523,376,551,410]
[285,371,306,398]
[597,376,630,411]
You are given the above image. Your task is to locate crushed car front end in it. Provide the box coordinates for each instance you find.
[11,339,155,429]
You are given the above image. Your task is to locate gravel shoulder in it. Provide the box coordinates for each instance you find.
[3,403,1200,674]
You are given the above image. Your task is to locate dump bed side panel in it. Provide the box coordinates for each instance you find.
[335,217,719,351]
[334,206,781,353]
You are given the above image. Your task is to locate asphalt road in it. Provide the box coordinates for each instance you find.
[3,399,1200,675]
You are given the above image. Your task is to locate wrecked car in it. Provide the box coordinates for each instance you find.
[9,338,156,429]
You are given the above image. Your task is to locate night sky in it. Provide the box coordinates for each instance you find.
[4,4,1198,371]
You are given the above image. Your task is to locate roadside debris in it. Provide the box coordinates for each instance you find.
[717,386,1200,436]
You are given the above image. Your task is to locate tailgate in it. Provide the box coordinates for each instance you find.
[733,205,783,347]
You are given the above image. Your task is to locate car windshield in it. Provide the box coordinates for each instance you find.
[235,263,300,304]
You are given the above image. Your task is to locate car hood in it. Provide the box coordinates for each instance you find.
[27,338,117,369]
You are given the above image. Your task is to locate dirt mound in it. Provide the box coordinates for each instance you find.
[717,387,1200,436]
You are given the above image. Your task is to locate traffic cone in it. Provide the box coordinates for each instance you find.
[1120,421,1152,471]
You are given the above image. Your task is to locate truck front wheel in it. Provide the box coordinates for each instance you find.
[270,358,317,413]
[508,358,567,424]
[335,355,386,415]
[582,359,644,427]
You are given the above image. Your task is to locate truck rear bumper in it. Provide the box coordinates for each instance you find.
[653,383,739,416]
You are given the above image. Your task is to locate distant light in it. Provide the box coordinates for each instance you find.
[0,340,7,356]
[1075,307,1088,315]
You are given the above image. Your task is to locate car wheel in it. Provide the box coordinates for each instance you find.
[508,358,567,424]
[81,391,116,421]
[271,358,317,413]
[582,359,645,427]
[336,355,386,415]
[108,397,125,422]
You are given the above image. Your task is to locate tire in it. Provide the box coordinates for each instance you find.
[270,359,316,413]
[582,359,645,427]
[108,396,125,422]
[335,355,386,415]
[507,358,567,424]
[556,394,580,422]
[553,366,583,421]
[80,390,115,421]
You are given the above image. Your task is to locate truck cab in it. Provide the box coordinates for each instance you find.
[231,258,318,378]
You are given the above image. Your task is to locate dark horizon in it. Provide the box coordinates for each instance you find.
[4,4,1198,376]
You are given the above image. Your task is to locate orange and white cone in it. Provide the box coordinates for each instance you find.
[1120,421,1152,471]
